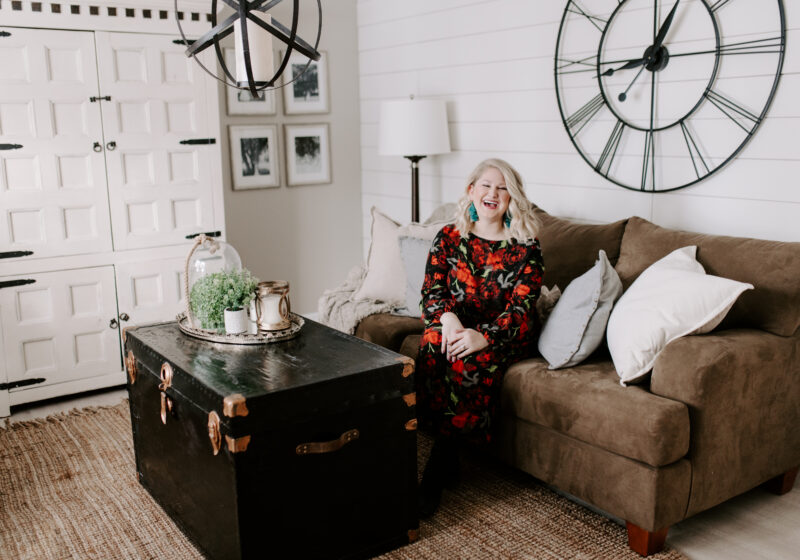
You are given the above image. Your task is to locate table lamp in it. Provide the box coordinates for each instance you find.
[378,97,451,222]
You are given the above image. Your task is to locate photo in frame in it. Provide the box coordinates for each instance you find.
[281,51,329,114]
[224,48,277,115]
[285,123,331,186]
[229,125,280,190]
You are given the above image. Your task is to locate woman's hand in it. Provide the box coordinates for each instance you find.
[447,328,489,361]
[440,312,463,357]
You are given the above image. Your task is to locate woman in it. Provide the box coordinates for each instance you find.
[416,158,543,517]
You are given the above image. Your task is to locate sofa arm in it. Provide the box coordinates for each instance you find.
[650,328,800,518]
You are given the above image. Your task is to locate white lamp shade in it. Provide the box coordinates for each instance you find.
[378,98,451,157]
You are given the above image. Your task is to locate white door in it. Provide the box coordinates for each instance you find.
[0,27,113,260]
[0,316,9,417]
[115,257,187,327]
[0,267,122,391]
[96,32,217,251]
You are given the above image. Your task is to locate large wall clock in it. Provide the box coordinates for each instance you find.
[554,0,785,192]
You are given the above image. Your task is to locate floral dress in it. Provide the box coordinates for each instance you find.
[416,225,544,445]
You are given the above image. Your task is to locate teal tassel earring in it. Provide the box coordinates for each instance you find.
[468,202,479,222]
[504,211,512,227]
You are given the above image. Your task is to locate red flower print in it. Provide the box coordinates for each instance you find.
[514,284,531,297]
[451,412,469,429]
[422,330,441,346]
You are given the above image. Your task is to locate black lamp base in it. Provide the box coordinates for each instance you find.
[404,155,427,223]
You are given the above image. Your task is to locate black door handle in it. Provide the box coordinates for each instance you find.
[179,138,216,145]
[0,144,23,151]
[186,231,221,239]
[0,251,33,259]
[0,378,46,391]
[0,279,36,290]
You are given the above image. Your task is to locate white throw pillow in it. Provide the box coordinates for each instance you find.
[353,207,446,305]
[607,246,753,385]
[538,250,622,369]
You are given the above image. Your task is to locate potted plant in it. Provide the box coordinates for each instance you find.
[189,268,259,333]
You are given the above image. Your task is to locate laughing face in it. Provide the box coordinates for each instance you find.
[468,166,511,223]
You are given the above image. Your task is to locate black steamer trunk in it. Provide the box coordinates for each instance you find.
[124,320,418,560]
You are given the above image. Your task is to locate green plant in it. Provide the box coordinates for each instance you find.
[190,268,259,330]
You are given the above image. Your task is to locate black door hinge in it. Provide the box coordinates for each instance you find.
[89,96,112,103]
[179,138,216,145]
[0,251,33,259]
[0,144,23,151]
[0,378,46,391]
[186,231,221,239]
[0,279,36,290]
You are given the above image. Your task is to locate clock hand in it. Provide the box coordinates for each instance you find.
[618,65,646,102]
[652,0,681,52]
[600,57,645,78]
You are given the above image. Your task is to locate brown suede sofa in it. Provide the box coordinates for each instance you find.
[354,209,800,556]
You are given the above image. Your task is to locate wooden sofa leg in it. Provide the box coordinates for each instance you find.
[764,466,798,495]
[626,522,668,557]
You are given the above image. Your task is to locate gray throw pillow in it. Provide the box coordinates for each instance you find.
[393,235,433,318]
[538,250,623,369]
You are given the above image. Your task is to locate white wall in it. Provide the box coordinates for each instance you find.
[222,0,362,314]
[357,0,800,252]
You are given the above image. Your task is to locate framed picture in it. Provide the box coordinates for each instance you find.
[284,123,331,186]
[224,48,276,115]
[281,51,329,114]
[229,125,280,190]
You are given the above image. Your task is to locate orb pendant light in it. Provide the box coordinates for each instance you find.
[175,0,322,98]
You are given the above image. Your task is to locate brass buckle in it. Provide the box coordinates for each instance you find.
[159,362,174,424]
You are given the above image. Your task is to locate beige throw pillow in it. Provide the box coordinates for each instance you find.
[353,207,448,305]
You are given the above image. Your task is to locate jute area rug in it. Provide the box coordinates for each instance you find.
[0,403,686,560]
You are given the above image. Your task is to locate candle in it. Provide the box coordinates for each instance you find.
[234,11,275,85]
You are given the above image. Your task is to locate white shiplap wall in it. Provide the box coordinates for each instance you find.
[356,0,800,254]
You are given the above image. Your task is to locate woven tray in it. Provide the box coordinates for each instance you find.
[177,312,304,345]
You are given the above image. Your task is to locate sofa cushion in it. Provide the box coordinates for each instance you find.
[608,246,753,385]
[533,207,627,293]
[615,217,800,336]
[501,356,690,468]
[538,250,622,369]
[354,313,423,353]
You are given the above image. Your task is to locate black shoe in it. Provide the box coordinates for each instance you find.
[418,475,443,519]
[418,436,459,518]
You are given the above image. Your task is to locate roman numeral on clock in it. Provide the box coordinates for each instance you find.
[596,120,625,176]
[680,122,710,179]
[565,94,605,135]
[707,90,760,133]
[567,1,607,32]
[710,0,734,12]
[556,54,598,76]
[641,130,655,191]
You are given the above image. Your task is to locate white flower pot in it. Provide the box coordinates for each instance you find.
[224,307,247,334]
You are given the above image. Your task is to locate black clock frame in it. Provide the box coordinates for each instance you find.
[554,0,786,193]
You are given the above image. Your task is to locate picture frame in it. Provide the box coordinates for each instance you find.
[224,48,277,116]
[281,51,329,114]
[229,125,280,190]
[284,123,331,186]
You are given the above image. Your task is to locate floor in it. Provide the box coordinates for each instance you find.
[6,387,799,560]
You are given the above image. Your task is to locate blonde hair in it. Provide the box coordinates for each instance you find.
[454,158,540,242]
